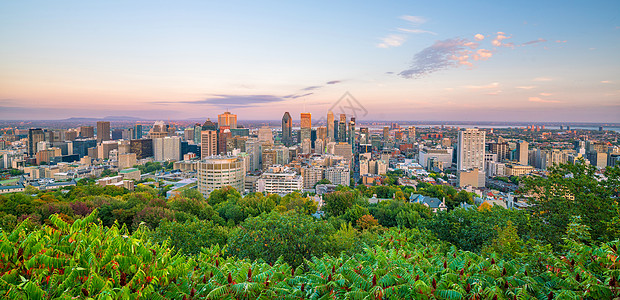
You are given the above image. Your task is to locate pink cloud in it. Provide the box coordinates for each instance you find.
[474,34,485,41]
[473,49,493,60]
[529,96,560,103]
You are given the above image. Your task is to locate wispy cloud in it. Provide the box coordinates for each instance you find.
[326,80,341,85]
[377,34,406,48]
[529,96,560,103]
[400,15,427,24]
[464,82,500,90]
[397,28,437,35]
[398,38,472,78]
[516,86,536,90]
[301,85,322,91]
[283,93,313,99]
[601,80,612,84]
[398,31,550,78]
[521,38,547,46]
[154,95,287,107]
[533,77,553,82]
[377,15,435,48]
[539,92,553,96]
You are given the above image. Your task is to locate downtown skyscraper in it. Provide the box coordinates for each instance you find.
[300,113,311,143]
[96,121,110,143]
[327,111,335,142]
[281,112,293,146]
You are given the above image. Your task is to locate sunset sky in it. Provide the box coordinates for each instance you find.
[1,1,619,122]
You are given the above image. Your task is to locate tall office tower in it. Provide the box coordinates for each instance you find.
[300,113,312,143]
[28,128,45,156]
[489,141,510,161]
[516,141,529,165]
[153,136,181,161]
[64,130,78,141]
[258,126,273,143]
[111,129,123,140]
[218,111,237,129]
[244,138,261,172]
[338,114,347,142]
[457,128,486,171]
[193,124,202,145]
[383,126,390,141]
[333,120,339,142]
[79,126,95,138]
[349,118,356,147]
[317,126,327,141]
[407,126,416,142]
[130,139,153,159]
[218,128,232,154]
[281,112,293,146]
[184,127,195,141]
[96,121,110,143]
[327,111,335,141]
[200,130,218,159]
[133,124,143,139]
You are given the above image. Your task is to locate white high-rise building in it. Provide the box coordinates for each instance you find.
[327,111,335,142]
[516,140,529,165]
[457,128,485,170]
[244,138,261,172]
[153,136,181,161]
[457,128,485,187]
[258,126,273,143]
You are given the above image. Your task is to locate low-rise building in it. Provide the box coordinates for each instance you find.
[256,165,303,195]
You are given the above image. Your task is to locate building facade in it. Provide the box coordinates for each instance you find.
[197,156,245,197]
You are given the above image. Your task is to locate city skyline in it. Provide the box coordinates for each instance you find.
[1,1,619,122]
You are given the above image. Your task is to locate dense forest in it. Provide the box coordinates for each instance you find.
[0,162,618,299]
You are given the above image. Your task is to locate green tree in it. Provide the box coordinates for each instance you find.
[208,186,241,206]
[522,161,619,245]
[279,192,317,215]
[322,190,361,217]
[149,219,229,255]
[342,204,369,225]
[481,221,524,259]
[227,212,334,267]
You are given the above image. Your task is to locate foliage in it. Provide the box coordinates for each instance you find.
[427,205,532,253]
[227,212,334,267]
[322,190,362,217]
[522,162,620,245]
[356,214,379,231]
[149,219,229,255]
[3,216,618,299]
[134,161,163,174]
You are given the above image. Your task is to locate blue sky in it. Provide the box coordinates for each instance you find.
[1,0,619,122]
